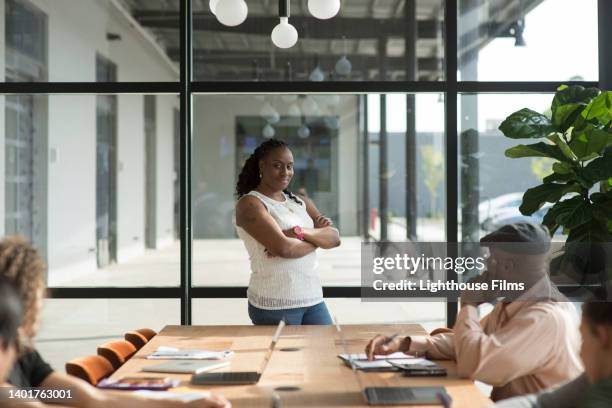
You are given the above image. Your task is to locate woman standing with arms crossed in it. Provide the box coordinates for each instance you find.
[235,139,341,325]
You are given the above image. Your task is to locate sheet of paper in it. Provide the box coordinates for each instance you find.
[132,391,211,402]
[147,348,234,360]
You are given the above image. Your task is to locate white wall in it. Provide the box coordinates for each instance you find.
[155,96,178,248]
[2,0,178,283]
[46,95,97,285]
[116,94,146,262]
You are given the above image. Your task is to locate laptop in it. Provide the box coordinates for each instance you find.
[334,319,451,406]
[142,360,229,375]
[191,320,285,385]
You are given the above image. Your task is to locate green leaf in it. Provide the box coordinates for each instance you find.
[499,108,555,139]
[548,133,579,162]
[552,104,583,130]
[579,152,612,185]
[543,172,574,183]
[552,162,574,175]
[542,197,583,233]
[505,142,572,163]
[590,193,612,224]
[556,200,592,229]
[553,85,599,109]
[582,91,612,125]
[519,183,580,215]
[551,86,598,128]
[566,219,612,243]
[569,127,612,160]
[602,178,612,193]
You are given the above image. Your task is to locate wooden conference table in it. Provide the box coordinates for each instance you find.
[112,325,493,407]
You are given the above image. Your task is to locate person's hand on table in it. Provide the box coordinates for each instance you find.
[365,334,410,361]
[185,393,231,408]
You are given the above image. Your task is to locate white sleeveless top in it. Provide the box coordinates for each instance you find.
[235,190,323,310]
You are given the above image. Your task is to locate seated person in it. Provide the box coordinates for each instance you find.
[365,223,583,401]
[0,279,22,383]
[493,301,612,408]
[0,236,231,408]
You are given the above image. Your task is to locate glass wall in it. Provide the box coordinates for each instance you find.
[1,0,178,82]
[458,0,598,81]
[191,93,445,288]
[191,0,445,81]
[0,0,603,341]
[457,93,562,242]
[37,299,180,370]
[1,94,180,287]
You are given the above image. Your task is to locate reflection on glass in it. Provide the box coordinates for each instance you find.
[192,93,445,287]
[192,0,445,81]
[38,299,179,370]
[1,95,180,287]
[2,0,178,82]
[458,93,564,242]
[458,0,597,81]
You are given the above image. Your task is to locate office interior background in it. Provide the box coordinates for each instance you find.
[0,0,607,371]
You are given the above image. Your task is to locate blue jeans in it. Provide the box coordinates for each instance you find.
[248,301,333,325]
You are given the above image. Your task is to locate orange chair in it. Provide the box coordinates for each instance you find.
[65,355,114,385]
[135,328,157,341]
[124,331,148,349]
[97,340,137,370]
[124,328,157,350]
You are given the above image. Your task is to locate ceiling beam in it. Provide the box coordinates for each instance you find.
[167,49,442,72]
[132,11,443,39]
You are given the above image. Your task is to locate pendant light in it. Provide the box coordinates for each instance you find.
[209,0,219,14]
[215,0,248,27]
[308,0,341,19]
[271,0,298,49]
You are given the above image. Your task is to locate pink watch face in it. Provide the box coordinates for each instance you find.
[293,226,304,240]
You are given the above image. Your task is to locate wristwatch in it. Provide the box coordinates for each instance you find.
[293,225,305,241]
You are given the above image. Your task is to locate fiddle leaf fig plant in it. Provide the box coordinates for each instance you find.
[499,85,612,242]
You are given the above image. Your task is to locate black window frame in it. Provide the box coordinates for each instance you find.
[2,0,609,327]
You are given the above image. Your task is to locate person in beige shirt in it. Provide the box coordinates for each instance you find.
[366,223,583,402]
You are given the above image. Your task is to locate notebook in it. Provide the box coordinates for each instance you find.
[142,360,230,374]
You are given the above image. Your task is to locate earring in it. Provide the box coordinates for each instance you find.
[259,172,263,178]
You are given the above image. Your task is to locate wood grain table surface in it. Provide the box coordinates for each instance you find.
[111,324,493,408]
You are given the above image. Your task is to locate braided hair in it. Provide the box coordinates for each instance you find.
[235,139,302,205]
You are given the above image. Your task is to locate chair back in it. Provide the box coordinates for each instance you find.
[65,355,113,385]
[124,331,148,349]
[97,340,137,370]
[135,328,157,340]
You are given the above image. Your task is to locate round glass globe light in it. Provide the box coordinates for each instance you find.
[209,0,219,14]
[215,0,248,27]
[297,124,311,139]
[262,124,275,139]
[271,18,298,49]
[308,0,340,19]
[335,55,352,76]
